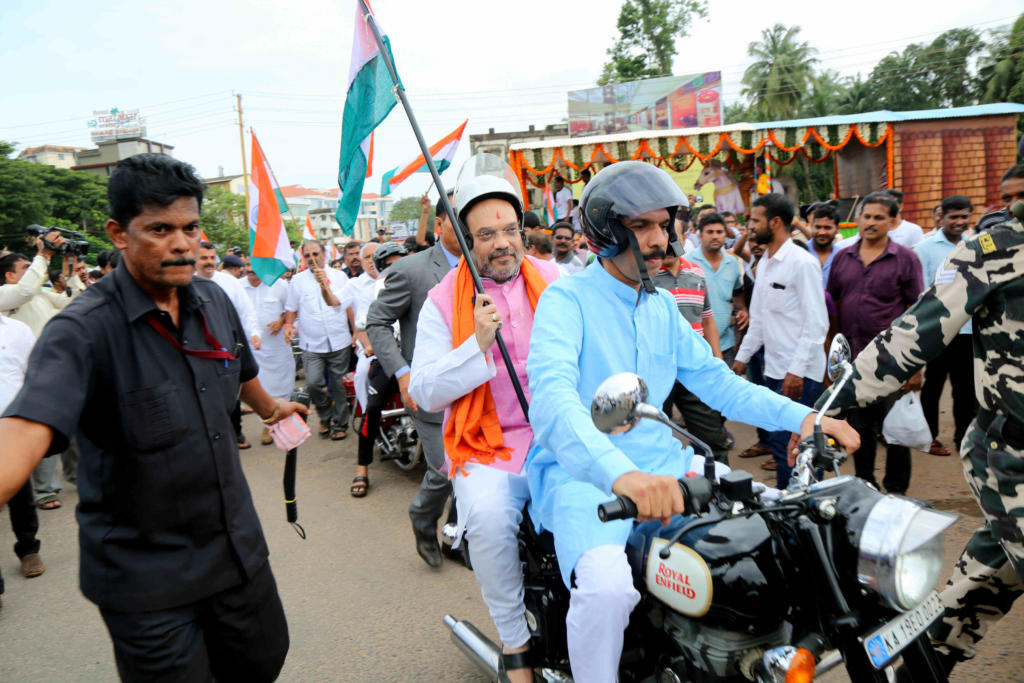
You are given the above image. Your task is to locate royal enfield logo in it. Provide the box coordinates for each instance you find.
[645,538,713,617]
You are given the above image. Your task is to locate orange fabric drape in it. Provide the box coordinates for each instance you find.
[512,123,895,209]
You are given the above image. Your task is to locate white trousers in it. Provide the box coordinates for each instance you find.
[452,463,531,648]
[567,545,641,683]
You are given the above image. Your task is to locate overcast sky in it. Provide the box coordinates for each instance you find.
[1,0,1016,202]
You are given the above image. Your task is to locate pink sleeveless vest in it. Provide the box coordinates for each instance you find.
[427,256,560,474]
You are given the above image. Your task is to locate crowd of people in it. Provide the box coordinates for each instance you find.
[0,150,1021,682]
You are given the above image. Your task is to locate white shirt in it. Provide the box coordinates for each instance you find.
[242,278,289,332]
[835,218,925,252]
[0,255,72,338]
[198,270,259,341]
[553,187,572,220]
[569,205,582,233]
[348,271,380,330]
[735,239,827,382]
[555,252,585,276]
[284,266,352,353]
[0,315,34,412]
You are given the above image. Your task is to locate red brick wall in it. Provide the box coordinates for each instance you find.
[893,114,1019,227]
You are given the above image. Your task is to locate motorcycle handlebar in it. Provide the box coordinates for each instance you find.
[598,476,713,522]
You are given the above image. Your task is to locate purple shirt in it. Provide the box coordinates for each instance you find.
[826,238,923,359]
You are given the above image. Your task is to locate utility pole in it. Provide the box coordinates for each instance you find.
[237,93,250,214]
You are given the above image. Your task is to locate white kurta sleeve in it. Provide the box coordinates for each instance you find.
[409,298,495,413]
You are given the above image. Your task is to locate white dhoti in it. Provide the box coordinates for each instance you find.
[254,332,296,399]
[452,462,532,648]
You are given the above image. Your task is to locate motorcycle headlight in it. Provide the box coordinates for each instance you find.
[856,496,957,611]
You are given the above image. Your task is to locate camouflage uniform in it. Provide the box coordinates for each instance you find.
[817,210,1024,662]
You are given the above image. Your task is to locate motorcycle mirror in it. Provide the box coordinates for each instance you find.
[591,373,649,435]
[592,373,717,479]
[827,335,851,383]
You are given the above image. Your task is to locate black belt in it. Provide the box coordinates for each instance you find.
[977,409,1024,450]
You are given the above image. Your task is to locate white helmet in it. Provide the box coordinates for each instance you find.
[454,153,524,231]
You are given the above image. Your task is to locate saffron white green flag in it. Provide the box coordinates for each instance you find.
[336,0,398,234]
[380,119,467,196]
[249,131,292,285]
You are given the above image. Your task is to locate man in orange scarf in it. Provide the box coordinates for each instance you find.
[409,165,559,683]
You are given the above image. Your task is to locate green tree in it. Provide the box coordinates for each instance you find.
[598,0,708,85]
[0,141,112,260]
[200,186,248,250]
[866,28,983,111]
[741,24,818,121]
[389,195,427,222]
[980,15,1024,105]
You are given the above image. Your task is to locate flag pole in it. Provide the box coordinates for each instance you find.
[237,93,250,217]
[357,0,529,421]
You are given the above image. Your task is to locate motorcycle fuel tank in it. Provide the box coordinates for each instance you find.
[628,515,787,631]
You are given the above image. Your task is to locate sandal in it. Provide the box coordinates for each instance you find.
[739,444,772,459]
[331,429,347,441]
[350,476,369,498]
[927,440,951,456]
[318,424,331,438]
[760,460,777,471]
[38,499,62,510]
[498,649,532,683]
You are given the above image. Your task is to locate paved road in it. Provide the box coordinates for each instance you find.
[1,387,1021,681]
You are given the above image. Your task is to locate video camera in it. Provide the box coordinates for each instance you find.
[25,224,90,259]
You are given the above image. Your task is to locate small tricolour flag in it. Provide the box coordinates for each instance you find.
[543,183,559,224]
[336,0,398,235]
[304,215,316,242]
[249,131,293,286]
[380,119,467,196]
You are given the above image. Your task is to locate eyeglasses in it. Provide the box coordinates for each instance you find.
[473,226,521,244]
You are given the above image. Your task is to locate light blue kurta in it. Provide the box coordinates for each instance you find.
[525,261,812,586]
[914,230,972,335]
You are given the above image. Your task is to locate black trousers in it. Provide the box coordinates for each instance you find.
[358,359,398,467]
[848,400,911,495]
[662,381,731,464]
[100,562,289,683]
[0,481,41,595]
[921,333,977,448]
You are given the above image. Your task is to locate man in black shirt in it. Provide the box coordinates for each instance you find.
[0,154,307,682]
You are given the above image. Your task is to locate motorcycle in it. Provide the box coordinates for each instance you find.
[444,336,957,682]
[342,370,422,471]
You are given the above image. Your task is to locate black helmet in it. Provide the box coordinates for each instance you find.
[580,161,688,259]
[372,241,407,274]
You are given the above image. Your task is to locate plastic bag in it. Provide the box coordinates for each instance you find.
[882,392,932,451]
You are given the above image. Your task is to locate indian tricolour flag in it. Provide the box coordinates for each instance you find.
[335,0,398,234]
[303,215,316,242]
[249,131,292,285]
[380,119,467,196]
[543,182,558,225]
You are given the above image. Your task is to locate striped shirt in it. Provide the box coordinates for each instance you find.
[653,259,713,336]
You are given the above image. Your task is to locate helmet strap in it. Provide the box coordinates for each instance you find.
[626,229,657,296]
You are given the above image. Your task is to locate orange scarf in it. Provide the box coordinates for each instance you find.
[445,257,549,477]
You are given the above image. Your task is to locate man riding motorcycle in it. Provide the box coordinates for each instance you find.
[409,156,560,683]
[524,160,859,682]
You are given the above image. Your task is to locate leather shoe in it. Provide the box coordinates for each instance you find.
[413,527,442,568]
[21,553,45,578]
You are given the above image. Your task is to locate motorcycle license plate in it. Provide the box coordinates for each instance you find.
[860,591,943,669]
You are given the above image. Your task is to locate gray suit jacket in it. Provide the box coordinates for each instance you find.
[365,243,452,424]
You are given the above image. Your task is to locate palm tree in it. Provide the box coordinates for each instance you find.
[741,24,818,121]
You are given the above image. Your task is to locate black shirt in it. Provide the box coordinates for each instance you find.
[4,265,267,612]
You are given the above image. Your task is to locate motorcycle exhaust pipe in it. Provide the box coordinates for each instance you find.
[444,614,500,682]
[380,408,406,419]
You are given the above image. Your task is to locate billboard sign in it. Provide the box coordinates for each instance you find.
[87,108,146,143]
[568,72,723,138]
